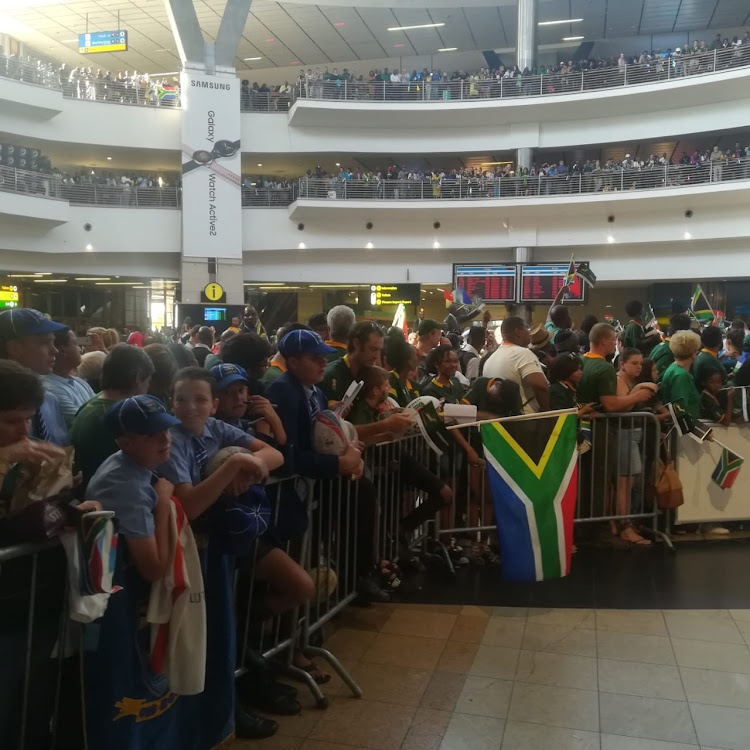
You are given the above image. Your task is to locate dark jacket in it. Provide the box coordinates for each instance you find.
[264,371,339,479]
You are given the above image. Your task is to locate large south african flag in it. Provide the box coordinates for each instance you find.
[481,412,578,582]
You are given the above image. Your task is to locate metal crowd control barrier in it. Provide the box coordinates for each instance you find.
[432,411,671,551]
[297,160,750,204]
[0,540,73,750]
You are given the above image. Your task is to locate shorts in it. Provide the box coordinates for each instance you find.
[617,428,643,477]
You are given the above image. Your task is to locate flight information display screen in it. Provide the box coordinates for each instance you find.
[454,265,518,303]
[520,264,586,304]
[204,307,227,321]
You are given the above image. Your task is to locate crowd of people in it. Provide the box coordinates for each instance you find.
[1,289,749,745]
[4,29,750,114]
[298,144,750,199]
[0,48,180,106]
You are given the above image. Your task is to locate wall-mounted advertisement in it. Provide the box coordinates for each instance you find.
[180,72,241,259]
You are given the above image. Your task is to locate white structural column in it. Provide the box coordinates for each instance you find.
[165,0,252,305]
[515,0,536,173]
[515,0,536,305]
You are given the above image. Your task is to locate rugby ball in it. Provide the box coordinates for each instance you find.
[313,410,357,455]
[205,445,253,476]
[406,396,441,411]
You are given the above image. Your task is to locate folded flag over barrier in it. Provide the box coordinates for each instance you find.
[666,399,712,442]
[481,412,578,582]
[711,447,744,489]
[413,400,452,456]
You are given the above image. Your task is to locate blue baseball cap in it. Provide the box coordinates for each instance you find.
[278,329,336,358]
[0,308,67,341]
[210,363,248,390]
[105,395,181,437]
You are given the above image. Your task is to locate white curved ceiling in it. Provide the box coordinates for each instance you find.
[2,0,749,72]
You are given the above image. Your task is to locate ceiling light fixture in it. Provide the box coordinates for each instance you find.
[334,22,345,26]
[244,57,262,61]
[8,274,44,278]
[335,162,341,167]
[106,156,112,160]
[538,18,583,26]
[244,282,284,286]
[394,44,405,48]
[365,242,374,249]
[607,234,615,243]
[74,277,110,281]
[95,282,136,285]
[298,242,306,249]
[33,279,67,283]
[684,231,692,240]
[85,244,93,251]
[438,47,457,52]
[264,38,275,42]
[290,61,300,64]
[433,241,440,249]
[388,22,445,31]
[562,36,584,41]
[147,71,179,76]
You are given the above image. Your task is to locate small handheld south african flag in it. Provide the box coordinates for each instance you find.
[711,448,744,490]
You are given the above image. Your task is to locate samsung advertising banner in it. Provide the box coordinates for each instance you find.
[180,72,241,259]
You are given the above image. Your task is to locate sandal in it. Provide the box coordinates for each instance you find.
[619,523,652,546]
[293,656,331,685]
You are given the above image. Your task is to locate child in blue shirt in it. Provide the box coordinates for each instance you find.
[83,394,189,749]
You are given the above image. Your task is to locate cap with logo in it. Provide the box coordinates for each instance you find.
[278,329,336,358]
[0,308,68,341]
[210,363,249,390]
[105,395,181,437]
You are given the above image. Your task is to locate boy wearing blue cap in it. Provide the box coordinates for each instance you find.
[86,394,180,581]
[0,308,69,446]
[159,367,283,519]
[210,363,286,444]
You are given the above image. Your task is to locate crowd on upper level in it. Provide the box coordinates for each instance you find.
[2,29,750,113]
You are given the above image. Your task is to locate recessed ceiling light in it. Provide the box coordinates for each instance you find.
[433,241,440,248]
[264,38,275,42]
[684,231,692,240]
[34,279,67,283]
[8,274,43,278]
[438,47,457,52]
[538,18,583,26]
[106,156,112,160]
[257,163,262,167]
[74,277,110,280]
[563,36,584,41]
[290,61,300,64]
[335,162,341,167]
[298,242,306,249]
[365,242,374,249]
[394,44,405,48]
[334,22,345,26]
[244,57,262,61]
[607,234,615,243]
[95,282,134,285]
[85,244,93,251]
[388,23,445,31]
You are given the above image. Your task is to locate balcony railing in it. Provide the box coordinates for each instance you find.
[0,55,180,107]
[293,46,750,106]
[296,160,750,202]
[2,160,748,210]
[3,46,749,115]
[0,166,182,207]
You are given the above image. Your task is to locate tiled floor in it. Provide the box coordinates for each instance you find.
[237,603,750,750]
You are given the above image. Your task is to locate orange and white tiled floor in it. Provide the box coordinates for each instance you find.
[237,603,750,749]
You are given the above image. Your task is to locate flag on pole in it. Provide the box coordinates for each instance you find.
[666,399,712,442]
[691,285,715,324]
[643,304,658,330]
[392,303,409,337]
[456,287,472,305]
[711,448,744,489]
[480,412,578,582]
[575,261,597,288]
[565,255,576,286]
